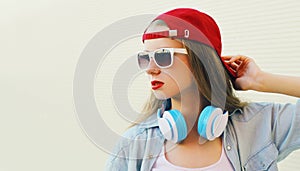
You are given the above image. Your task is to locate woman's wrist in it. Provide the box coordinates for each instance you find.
[252,70,268,92]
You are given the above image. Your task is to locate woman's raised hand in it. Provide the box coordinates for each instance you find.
[222,55,262,91]
[222,55,300,97]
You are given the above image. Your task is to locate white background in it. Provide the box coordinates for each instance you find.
[1,0,300,170]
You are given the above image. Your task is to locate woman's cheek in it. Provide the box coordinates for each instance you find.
[151,77,179,99]
[152,73,192,99]
[150,58,194,99]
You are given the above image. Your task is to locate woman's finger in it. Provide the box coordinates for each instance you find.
[222,55,248,64]
[229,61,239,70]
[221,56,233,60]
[230,55,250,63]
[235,59,243,65]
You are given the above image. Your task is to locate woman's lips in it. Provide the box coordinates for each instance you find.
[151,80,165,90]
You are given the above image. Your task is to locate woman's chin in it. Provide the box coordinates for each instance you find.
[152,90,178,100]
[152,90,169,100]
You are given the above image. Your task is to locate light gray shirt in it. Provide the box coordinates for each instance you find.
[105,100,300,171]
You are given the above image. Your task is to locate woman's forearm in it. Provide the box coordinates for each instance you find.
[255,71,300,98]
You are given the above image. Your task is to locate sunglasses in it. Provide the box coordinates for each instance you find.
[137,48,188,69]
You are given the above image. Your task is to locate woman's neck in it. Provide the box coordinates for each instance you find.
[170,88,207,144]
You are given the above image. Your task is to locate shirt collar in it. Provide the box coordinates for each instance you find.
[230,108,243,116]
[139,113,159,129]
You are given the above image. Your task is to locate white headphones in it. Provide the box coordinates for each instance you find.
[157,100,228,143]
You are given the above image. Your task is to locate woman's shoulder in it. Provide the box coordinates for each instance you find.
[231,99,300,122]
[110,113,163,158]
[123,114,159,137]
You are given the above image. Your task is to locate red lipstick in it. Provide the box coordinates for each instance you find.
[151,80,164,90]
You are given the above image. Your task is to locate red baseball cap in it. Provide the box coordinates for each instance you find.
[142,8,236,78]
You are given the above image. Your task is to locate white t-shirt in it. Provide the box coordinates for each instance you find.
[152,144,234,171]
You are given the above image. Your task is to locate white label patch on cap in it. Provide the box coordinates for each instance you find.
[169,30,177,37]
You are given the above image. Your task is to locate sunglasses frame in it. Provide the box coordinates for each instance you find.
[137,48,188,69]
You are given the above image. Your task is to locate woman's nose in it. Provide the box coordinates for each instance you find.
[146,59,161,75]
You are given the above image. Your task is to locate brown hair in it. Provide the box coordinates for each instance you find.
[132,20,247,125]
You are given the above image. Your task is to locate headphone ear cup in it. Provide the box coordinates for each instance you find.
[212,110,228,138]
[157,116,173,140]
[158,109,187,143]
[197,106,213,140]
[197,106,228,141]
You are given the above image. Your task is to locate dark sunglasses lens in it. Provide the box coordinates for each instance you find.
[137,52,150,69]
[154,49,172,67]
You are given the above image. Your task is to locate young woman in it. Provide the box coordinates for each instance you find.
[105,8,300,171]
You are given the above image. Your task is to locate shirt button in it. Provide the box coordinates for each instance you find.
[226,145,232,151]
[148,154,153,159]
